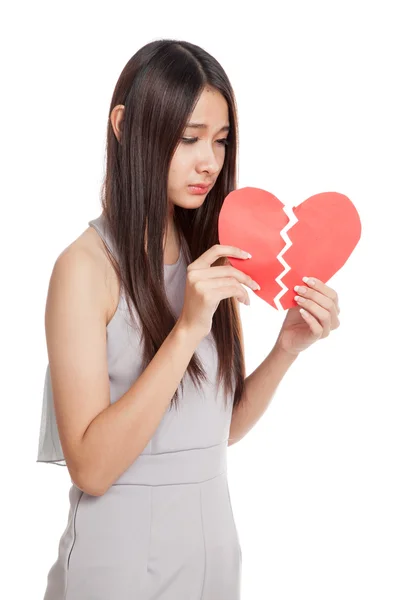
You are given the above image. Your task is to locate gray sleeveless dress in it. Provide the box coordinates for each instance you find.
[36,212,242,599]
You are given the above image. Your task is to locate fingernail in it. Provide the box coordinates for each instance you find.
[303,276,315,286]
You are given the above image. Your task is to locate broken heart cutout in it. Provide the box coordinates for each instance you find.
[218,187,362,310]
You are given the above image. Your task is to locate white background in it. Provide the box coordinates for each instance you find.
[2,1,399,598]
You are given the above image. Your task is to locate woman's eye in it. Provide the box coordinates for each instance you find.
[181,137,229,146]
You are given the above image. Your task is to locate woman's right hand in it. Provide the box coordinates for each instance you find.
[177,244,261,340]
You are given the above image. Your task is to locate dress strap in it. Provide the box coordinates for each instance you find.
[88,212,118,262]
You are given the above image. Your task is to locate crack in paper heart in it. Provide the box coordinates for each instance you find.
[274,204,298,311]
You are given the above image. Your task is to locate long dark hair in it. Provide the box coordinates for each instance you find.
[100,39,246,412]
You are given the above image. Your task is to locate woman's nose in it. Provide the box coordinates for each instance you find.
[199,153,219,174]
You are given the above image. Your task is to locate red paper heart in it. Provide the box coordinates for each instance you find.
[218,187,362,310]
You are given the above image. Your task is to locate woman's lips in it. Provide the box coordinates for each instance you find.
[188,184,210,194]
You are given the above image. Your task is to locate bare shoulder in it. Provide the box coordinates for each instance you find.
[44,225,119,492]
[55,225,120,327]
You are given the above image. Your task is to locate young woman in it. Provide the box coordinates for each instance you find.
[37,39,340,599]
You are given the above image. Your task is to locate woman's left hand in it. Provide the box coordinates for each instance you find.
[276,277,341,356]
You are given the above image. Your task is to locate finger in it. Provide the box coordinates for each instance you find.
[193,265,261,292]
[296,294,340,331]
[299,308,324,336]
[202,277,251,305]
[294,285,340,330]
[296,299,331,337]
[189,244,252,270]
[301,277,340,312]
[218,285,250,305]
[294,286,337,313]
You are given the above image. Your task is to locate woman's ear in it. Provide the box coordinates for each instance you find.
[110,104,125,142]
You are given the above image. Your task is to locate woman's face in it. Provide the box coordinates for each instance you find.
[167,86,230,213]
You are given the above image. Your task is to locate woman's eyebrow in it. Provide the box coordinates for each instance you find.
[186,122,230,132]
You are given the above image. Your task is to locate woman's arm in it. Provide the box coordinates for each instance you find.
[228,343,298,445]
[45,246,202,497]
